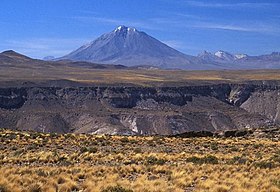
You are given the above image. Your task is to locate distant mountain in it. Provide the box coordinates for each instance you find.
[60,26,218,70]
[60,26,280,70]
[0,50,32,63]
[214,50,235,61]
[2,28,280,70]
[43,56,55,61]
[0,50,36,68]
[198,50,280,69]
[0,50,128,70]
[234,53,248,60]
[198,50,247,62]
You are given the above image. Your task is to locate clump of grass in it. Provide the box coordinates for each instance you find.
[28,183,42,192]
[80,146,98,153]
[59,181,79,192]
[272,179,280,189]
[0,184,10,192]
[230,156,248,164]
[145,156,166,165]
[119,137,130,143]
[0,129,280,192]
[271,152,280,163]
[133,148,142,153]
[102,185,133,192]
[210,142,218,150]
[254,161,274,169]
[186,155,219,164]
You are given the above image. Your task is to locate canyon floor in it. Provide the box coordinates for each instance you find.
[0,129,280,192]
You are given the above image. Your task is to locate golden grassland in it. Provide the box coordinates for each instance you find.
[3,65,280,86]
[0,129,280,192]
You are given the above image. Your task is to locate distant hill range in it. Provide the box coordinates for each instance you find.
[0,50,128,70]
[59,25,280,70]
[198,50,280,69]
[1,25,280,70]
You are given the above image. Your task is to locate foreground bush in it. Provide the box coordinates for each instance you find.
[185,155,219,164]
[102,186,133,192]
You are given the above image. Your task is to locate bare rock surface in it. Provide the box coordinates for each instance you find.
[1,83,279,135]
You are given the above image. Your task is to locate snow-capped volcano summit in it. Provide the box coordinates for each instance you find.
[60,25,210,69]
[114,25,136,32]
[59,26,280,70]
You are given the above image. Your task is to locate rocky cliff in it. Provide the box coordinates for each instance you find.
[0,83,278,135]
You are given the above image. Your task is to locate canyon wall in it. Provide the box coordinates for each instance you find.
[0,83,278,135]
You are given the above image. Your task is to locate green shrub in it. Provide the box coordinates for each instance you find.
[120,137,129,143]
[145,156,166,165]
[186,155,219,164]
[230,156,247,164]
[102,185,133,192]
[28,183,42,192]
[230,146,238,152]
[80,146,98,154]
[254,161,274,169]
[0,184,10,192]
[88,147,98,153]
[271,152,280,163]
[210,143,218,150]
[133,148,142,153]
[272,179,280,189]
[26,144,37,150]
[13,149,24,156]
[6,134,17,140]
[80,147,88,153]
[185,156,200,164]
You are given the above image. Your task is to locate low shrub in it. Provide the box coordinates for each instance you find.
[145,156,166,165]
[230,156,247,164]
[102,185,133,192]
[0,184,10,192]
[80,146,98,154]
[254,161,274,169]
[210,143,218,150]
[272,179,280,189]
[186,155,219,164]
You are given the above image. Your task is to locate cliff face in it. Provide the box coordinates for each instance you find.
[0,84,278,135]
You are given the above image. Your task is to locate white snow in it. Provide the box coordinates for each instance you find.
[114,26,123,32]
[214,51,224,58]
[114,26,136,32]
[234,54,247,59]
[128,27,136,32]
[214,50,236,61]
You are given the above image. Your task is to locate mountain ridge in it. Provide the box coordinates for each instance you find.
[2,25,280,70]
[60,25,218,70]
[59,25,280,70]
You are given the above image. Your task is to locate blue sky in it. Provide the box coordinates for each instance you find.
[0,0,280,58]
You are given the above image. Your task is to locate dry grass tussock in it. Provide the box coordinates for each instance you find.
[0,129,280,191]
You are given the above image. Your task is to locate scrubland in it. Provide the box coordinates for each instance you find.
[0,129,279,192]
[3,67,280,87]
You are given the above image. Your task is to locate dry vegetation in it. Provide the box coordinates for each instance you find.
[0,129,280,192]
[2,63,280,86]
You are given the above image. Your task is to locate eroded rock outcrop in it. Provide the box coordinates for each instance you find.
[0,83,279,135]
